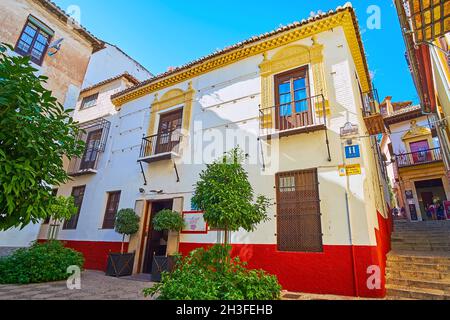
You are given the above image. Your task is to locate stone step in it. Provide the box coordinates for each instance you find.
[386,268,450,281]
[386,277,450,292]
[392,237,450,244]
[391,243,450,252]
[386,260,450,273]
[387,251,450,265]
[386,284,450,300]
[392,234,450,240]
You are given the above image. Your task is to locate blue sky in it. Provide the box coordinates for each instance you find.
[53,0,418,104]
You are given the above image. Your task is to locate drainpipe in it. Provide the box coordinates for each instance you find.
[345,191,359,297]
[341,140,359,297]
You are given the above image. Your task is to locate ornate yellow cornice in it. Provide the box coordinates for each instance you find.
[112,8,370,108]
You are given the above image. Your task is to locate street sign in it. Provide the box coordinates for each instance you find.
[346,164,362,176]
[345,145,360,159]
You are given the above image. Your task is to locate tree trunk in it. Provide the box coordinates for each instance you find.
[121,234,125,254]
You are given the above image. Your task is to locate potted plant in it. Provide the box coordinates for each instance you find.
[106,208,140,277]
[151,209,185,282]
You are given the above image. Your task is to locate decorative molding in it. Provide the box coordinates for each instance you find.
[402,120,432,141]
[259,43,329,129]
[112,11,370,108]
[148,82,195,136]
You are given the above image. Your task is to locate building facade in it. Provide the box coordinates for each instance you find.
[0,0,103,250]
[38,5,392,298]
[0,0,152,252]
[381,97,450,221]
[394,0,450,182]
[1,3,394,298]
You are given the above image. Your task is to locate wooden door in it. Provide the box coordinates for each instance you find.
[276,169,323,252]
[409,140,431,164]
[274,66,310,131]
[142,200,174,274]
[155,109,183,154]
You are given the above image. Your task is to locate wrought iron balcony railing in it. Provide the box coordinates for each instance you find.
[67,146,102,176]
[259,94,327,137]
[361,89,381,117]
[139,129,183,162]
[395,147,443,168]
[67,117,110,176]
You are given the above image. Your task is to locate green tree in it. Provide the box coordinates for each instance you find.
[114,209,140,254]
[0,43,84,230]
[46,196,78,239]
[192,147,271,246]
[152,209,185,232]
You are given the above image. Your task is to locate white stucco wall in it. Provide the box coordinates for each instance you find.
[54,26,386,248]
[82,44,152,89]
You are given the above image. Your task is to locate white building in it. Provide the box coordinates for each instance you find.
[35,5,393,298]
[0,40,151,252]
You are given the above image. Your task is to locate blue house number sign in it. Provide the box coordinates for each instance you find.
[345,145,360,159]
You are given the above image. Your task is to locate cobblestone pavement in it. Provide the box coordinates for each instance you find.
[0,271,381,300]
[0,270,154,300]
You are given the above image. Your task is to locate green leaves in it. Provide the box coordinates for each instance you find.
[114,209,140,236]
[0,42,85,230]
[152,209,185,232]
[0,240,84,284]
[192,147,271,235]
[143,245,281,300]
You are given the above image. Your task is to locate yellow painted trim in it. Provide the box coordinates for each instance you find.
[147,82,195,136]
[401,120,433,153]
[112,10,370,108]
[259,41,329,128]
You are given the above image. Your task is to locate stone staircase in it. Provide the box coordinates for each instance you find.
[386,220,450,300]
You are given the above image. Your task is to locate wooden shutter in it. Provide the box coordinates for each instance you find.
[276,169,323,252]
[102,191,121,229]
[63,186,86,230]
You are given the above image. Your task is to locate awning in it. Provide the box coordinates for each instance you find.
[408,0,450,42]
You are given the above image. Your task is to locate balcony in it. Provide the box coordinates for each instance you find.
[139,129,183,163]
[67,118,110,177]
[395,147,443,168]
[361,89,385,135]
[259,94,327,138]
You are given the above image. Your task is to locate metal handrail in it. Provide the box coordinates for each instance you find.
[139,129,183,159]
[259,94,327,135]
[395,147,443,167]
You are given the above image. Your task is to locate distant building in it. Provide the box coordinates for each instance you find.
[380,97,449,221]
[394,0,450,182]
[0,0,151,252]
[0,0,103,251]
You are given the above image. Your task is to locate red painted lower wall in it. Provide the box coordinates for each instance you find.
[179,210,393,298]
[40,240,128,271]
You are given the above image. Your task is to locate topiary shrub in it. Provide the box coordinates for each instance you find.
[143,244,281,300]
[0,240,84,284]
[115,208,140,254]
[152,209,185,232]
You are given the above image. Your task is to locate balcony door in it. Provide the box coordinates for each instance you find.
[80,129,102,171]
[409,140,431,164]
[274,66,311,131]
[156,109,183,155]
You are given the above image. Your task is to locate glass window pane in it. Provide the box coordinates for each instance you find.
[18,41,30,52]
[279,93,291,105]
[294,78,306,90]
[280,104,292,117]
[295,100,308,113]
[279,82,290,94]
[37,33,48,44]
[31,49,43,60]
[24,25,37,37]
[19,33,33,45]
[294,89,307,102]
